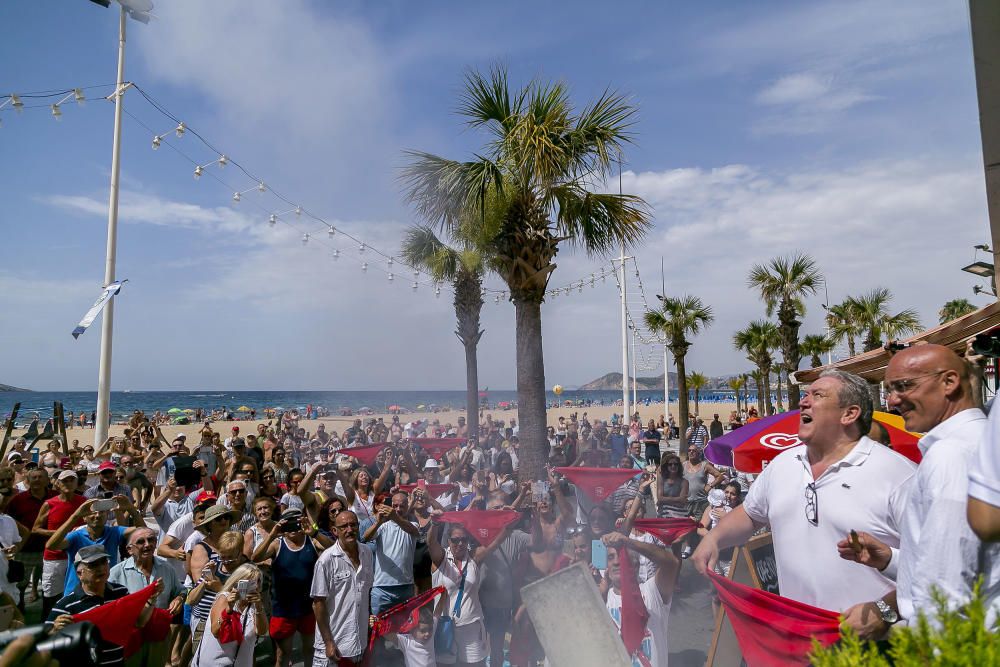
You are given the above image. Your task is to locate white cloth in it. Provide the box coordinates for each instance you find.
[972,402,1000,506]
[432,548,484,627]
[896,408,1000,625]
[742,438,914,612]
[0,514,21,600]
[191,604,258,667]
[606,577,670,667]
[310,541,373,659]
[164,513,196,582]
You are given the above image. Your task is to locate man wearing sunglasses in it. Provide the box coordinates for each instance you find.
[692,369,915,638]
[843,344,998,632]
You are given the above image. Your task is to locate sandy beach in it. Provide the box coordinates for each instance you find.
[10,399,741,446]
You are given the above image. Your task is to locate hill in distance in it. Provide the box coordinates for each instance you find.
[578,372,744,391]
[0,384,28,392]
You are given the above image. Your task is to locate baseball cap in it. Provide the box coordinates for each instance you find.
[708,488,726,508]
[231,426,240,433]
[98,462,117,472]
[56,470,78,481]
[175,433,187,440]
[74,545,110,566]
[423,459,439,470]
[6,452,22,462]
[280,508,303,523]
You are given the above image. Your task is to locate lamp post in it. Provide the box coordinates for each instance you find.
[88,0,152,448]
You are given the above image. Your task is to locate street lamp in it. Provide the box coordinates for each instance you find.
[962,261,996,278]
[87,0,153,448]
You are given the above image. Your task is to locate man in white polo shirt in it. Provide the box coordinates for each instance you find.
[692,369,915,636]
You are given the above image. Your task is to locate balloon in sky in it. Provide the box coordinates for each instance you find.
[553,385,563,395]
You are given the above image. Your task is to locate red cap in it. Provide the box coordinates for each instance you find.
[231,426,240,433]
[196,490,217,503]
[98,461,117,472]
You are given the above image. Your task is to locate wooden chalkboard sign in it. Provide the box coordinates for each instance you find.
[706,532,778,667]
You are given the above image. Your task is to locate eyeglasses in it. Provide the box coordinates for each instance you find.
[334,522,359,531]
[804,482,818,526]
[229,489,247,495]
[132,538,155,545]
[449,537,468,544]
[239,468,255,474]
[885,370,947,397]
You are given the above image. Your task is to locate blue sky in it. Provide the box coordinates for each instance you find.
[0,0,991,391]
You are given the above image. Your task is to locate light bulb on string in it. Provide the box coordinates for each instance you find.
[332,249,339,260]
[302,233,309,245]
[257,182,266,193]
[10,94,23,112]
[359,243,366,253]
[435,287,441,298]
[362,262,368,272]
[232,192,240,202]
[327,227,335,239]
[175,122,186,138]
[495,295,500,304]
[152,135,161,150]
[218,155,227,168]
[51,104,62,120]
[73,88,85,105]
[578,283,583,293]
[294,206,302,216]
[193,165,203,179]
[387,257,394,267]
[268,214,277,227]
[412,282,418,291]
[388,273,394,282]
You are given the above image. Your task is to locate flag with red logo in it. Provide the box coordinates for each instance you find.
[435,510,521,545]
[555,467,640,503]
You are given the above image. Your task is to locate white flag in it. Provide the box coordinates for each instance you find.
[72,281,125,339]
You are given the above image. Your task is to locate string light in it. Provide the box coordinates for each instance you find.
[332,249,339,260]
[152,135,161,150]
[268,214,277,227]
[10,94,23,112]
[412,281,418,291]
[359,243,366,253]
[362,262,368,272]
[387,257,393,267]
[50,104,62,120]
[327,227,335,239]
[388,272,394,282]
[174,122,185,138]
[301,233,309,245]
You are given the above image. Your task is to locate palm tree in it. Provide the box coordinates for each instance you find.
[850,288,922,352]
[687,372,709,416]
[748,370,766,415]
[644,295,714,450]
[401,225,487,442]
[402,67,650,481]
[727,376,745,415]
[939,298,977,324]
[800,334,835,368]
[734,320,781,416]
[747,254,822,410]
[825,301,863,358]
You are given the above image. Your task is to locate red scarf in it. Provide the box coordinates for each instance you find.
[364,587,445,667]
[398,483,458,498]
[617,546,652,667]
[631,518,700,545]
[435,510,520,545]
[336,442,389,466]
[71,582,171,658]
[555,467,639,502]
[411,438,464,461]
[707,570,841,666]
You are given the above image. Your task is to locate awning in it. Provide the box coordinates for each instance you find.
[793,300,1000,384]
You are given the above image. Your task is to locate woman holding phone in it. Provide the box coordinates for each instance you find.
[191,563,265,667]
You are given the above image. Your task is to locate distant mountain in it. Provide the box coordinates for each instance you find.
[578,372,744,391]
[0,384,28,392]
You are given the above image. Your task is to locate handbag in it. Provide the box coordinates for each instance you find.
[434,558,469,655]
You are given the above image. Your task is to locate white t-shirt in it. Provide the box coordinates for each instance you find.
[606,577,670,667]
[432,549,483,627]
[0,515,22,599]
[971,403,1000,506]
[742,438,914,612]
[310,542,373,659]
[396,620,437,667]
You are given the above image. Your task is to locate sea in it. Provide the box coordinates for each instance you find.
[0,388,742,423]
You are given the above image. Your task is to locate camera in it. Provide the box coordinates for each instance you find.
[0,622,101,666]
[973,333,1000,358]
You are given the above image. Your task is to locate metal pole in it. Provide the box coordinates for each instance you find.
[630,327,638,409]
[660,257,669,424]
[620,247,631,425]
[94,5,126,448]
[970,0,1000,290]
[823,282,833,365]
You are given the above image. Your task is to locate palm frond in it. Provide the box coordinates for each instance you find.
[457,65,526,145]
[551,185,650,256]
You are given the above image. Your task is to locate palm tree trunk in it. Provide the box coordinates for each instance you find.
[775,370,784,412]
[694,390,700,416]
[762,365,775,415]
[754,375,764,414]
[513,299,547,481]
[454,274,484,443]
[847,336,856,358]
[675,352,689,450]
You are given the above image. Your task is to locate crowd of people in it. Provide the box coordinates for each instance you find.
[0,344,998,666]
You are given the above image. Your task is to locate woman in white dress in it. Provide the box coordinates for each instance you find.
[192,563,266,667]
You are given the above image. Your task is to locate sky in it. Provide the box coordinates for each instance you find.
[0,0,992,391]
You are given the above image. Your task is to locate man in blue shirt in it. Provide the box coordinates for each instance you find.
[44,496,144,596]
[361,492,419,614]
[608,425,629,463]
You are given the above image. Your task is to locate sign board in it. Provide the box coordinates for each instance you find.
[521,561,632,667]
[706,532,778,667]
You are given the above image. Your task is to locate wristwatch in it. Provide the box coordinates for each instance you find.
[874,599,899,625]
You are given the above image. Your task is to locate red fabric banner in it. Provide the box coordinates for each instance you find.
[364,586,445,667]
[555,467,639,503]
[72,582,169,657]
[398,483,458,498]
[617,546,650,664]
[411,438,464,461]
[631,518,700,545]
[707,570,841,667]
[435,510,521,545]
[336,442,390,466]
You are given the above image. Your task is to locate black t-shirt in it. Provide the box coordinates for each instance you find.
[47,582,129,667]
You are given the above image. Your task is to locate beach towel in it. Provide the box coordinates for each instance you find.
[435,510,520,545]
[555,467,640,503]
[707,570,841,667]
[631,518,700,545]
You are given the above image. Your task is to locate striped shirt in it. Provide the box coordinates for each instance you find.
[46,582,128,667]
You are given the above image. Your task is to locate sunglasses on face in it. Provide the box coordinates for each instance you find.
[228,489,247,495]
[239,469,255,475]
[449,537,468,544]
[335,522,359,531]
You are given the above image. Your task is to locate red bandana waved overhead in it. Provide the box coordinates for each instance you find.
[398,483,459,498]
[72,582,171,658]
[336,442,390,467]
[555,467,639,503]
[617,546,652,667]
[412,438,464,461]
[435,510,521,545]
[631,518,700,545]
[369,585,446,649]
[707,570,840,667]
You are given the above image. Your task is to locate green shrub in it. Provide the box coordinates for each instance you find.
[810,583,999,666]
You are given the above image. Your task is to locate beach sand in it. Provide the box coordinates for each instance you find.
[12,400,741,446]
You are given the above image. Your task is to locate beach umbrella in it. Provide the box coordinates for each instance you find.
[182,409,195,414]
[416,404,426,410]
[388,405,401,412]
[167,408,184,415]
[236,406,251,412]
[705,410,921,473]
